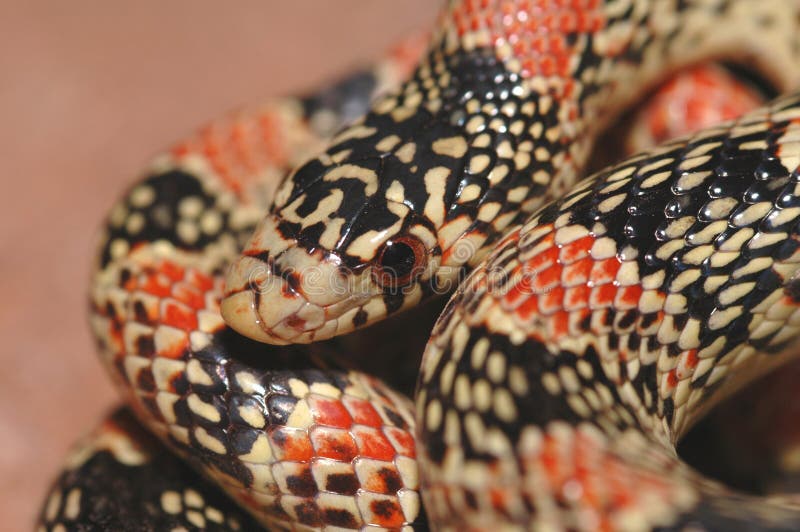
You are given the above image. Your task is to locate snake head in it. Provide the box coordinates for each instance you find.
[220,50,526,344]
[221,195,446,344]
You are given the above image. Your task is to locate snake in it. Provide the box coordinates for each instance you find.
[36,0,800,530]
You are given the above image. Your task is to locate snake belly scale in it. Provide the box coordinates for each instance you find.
[36,1,800,531]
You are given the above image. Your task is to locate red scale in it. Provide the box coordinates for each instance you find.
[564,284,591,311]
[351,425,397,462]
[614,285,643,310]
[309,426,358,462]
[270,427,315,462]
[161,300,198,332]
[343,396,384,428]
[172,283,206,310]
[562,258,593,287]
[140,271,173,298]
[383,426,416,458]
[159,261,185,282]
[308,396,353,429]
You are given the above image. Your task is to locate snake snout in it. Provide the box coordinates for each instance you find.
[221,215,379,344]
[221,254,292,344]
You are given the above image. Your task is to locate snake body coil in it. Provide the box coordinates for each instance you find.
[419,91,800,529]
[38,1,800,531]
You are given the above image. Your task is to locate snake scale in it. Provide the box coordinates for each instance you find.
[37,1,800,530]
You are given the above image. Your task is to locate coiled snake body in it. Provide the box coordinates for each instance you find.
[38,1,800,530]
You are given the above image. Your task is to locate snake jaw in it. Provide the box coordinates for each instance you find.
[221,262,378,345]
[221,216,383,344]
[220,255,294,345]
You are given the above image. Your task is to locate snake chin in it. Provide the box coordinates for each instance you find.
[220,288,383,345]
[220,260,374,345]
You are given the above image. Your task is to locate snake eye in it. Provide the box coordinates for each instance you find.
[374,235,427,288]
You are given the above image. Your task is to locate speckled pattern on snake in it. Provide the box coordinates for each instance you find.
[37,1,800,530]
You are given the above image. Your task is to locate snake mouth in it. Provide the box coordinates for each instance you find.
[221,257,373,345]
[221,215,380,345]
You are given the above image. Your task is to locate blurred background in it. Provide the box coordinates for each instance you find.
[0,2,439,528]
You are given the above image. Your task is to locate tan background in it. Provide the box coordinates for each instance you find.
[0,2,440,529]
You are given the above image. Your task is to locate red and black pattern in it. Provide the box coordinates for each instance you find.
[37,1,800,531]
[418,92,800,529]
[74,36,430,531]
